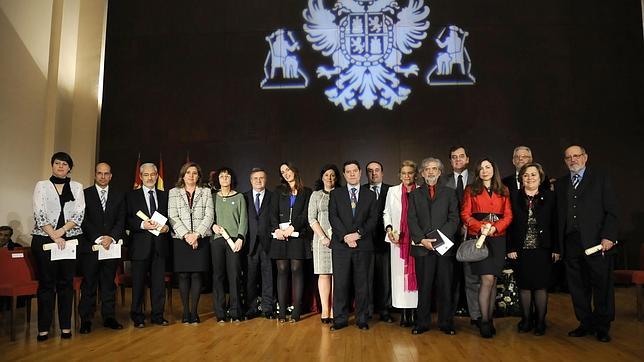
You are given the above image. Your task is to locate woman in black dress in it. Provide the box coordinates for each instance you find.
[270,162,312,322]
[168,162,214,324]
[507,163,559,335]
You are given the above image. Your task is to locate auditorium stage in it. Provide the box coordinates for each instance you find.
[1,287,642,361]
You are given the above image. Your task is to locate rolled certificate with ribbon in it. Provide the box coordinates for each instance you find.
[92,239,124,252]
[43,239,79,250]
[475,224,492,249]
[219,229,236,251]
[584,244,604,255]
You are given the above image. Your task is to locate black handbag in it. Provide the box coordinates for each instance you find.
[456,238,488,262]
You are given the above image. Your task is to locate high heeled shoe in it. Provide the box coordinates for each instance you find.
[479,321,493,338]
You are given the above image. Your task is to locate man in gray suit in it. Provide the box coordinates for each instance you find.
[442,145,480,326]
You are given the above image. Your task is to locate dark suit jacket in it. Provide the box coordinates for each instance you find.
[244,189,273,255]
[555,167,618,256]
[507,189,559,253]
[81,186,126,254]
[361,183,391,252]
[126,188,171,260]
[270,186,312,241]
[329,186,379,251]
[407,184,459,257]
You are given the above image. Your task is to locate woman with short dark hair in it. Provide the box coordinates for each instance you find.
[210,167,247,322]
[507,163,559,335]
[168,162,214,324]
[31,152,85,341]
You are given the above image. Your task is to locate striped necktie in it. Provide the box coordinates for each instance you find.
[100,189,107,211]
[572,174,581,189]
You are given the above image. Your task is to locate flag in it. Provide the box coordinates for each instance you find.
[132,152,142,189]
[157,154,165,191]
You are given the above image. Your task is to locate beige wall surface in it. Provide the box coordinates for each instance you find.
[0,0,106,245]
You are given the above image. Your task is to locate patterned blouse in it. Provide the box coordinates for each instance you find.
[32,180,85,237]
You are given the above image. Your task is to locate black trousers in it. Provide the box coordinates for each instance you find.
[130,253,166,323]
[79,253,118,322]
[564,233,615,332]
[245,247,274,313]
[369,248,391,315]
[211,237,242,319]
[415,253,454,329]
[333,249,372,325]
[31,235,77,332]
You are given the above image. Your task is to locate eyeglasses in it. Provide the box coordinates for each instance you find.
[564,153,585,161]
[141,173,157,177]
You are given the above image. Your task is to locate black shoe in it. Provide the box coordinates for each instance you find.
[245,310,260,320]
[182,313,191,324]
[470,318,481,328]
[596,330,611,343]
[455,307,469,317]
[517,318,533,333]
[534,323,546,336]
[60,330,72,339]
[479,321,493,338]
[321,317,331,324]
[411,326,429,335]
[380,313,394,323]
[151,318,169,326]
[568,325,591,337]
[330,322,348,331]
[263,311,275,320]
[440,327,456,335]
[79,321,92,334]
[400,310,412,327]
[36,333,48,342]
[134,321,145,328]
[357,322,369,330]
[190,314,201,324]
[103,318,123,330]
[290,308,301,322]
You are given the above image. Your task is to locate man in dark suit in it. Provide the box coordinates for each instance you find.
[408,157,459,335]
[502,146,550,194]
[79,162,125,333]
[243,168,275,319]
[329,160,379,331]
[0,226,20,250]
[442,146,479,325]
[126,162,171,328]
[362,160,393,322]
[556,145,618,343]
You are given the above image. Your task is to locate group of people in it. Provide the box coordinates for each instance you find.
[27,143,618,343]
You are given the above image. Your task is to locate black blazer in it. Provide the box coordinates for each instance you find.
[270,186,312,241]
[80,186,126,254]
[361,183,391,252]
[555,167,619,256]
[244,189,273,255]
[407,184,459,257]
[328,186,379,251]
[507,189,559,254]
[126,188,171,260]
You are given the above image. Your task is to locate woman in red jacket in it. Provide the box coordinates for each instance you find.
[461,158,513,338]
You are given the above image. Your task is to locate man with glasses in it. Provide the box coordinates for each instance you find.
[555,145,618,342]
[502,146,550,193]
[442,146,479,326]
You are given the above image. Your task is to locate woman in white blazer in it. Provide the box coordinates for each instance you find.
[168,162,214,324]
[383,160,419,327]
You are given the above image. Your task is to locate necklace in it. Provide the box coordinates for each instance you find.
[221,190,233,201]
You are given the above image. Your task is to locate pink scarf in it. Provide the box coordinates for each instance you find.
[399,184,417,292]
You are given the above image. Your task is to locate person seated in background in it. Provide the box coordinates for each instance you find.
[0,226,20,249]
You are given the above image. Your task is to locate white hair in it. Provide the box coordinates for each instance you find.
[512,146,532,157]
[420,157,444,171]
[139,162,157,174]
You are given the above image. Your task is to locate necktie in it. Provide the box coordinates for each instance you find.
[371,185,379,200]
[255,193,261,213]
[429,185,435,200]
[100,189,107,211]
[572,174,581,189]
[456,174,464,199]
[148,190,157,215]
[350,187,358,216]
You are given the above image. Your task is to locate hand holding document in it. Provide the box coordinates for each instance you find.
[412,230,454,255]
[136,211,167,236]
[43,239,78,260]
[93,239,123,260]
[219,228,236,251]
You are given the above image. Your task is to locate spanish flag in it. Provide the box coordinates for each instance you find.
[157,154,165,191]
[132,153,142,189]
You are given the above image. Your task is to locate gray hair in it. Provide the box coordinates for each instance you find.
[512,146,532,157]
[139,162,158,174]
[420,157,444,172]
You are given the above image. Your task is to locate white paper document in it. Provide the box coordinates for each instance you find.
[136,210,167,236]
[93,240,123,260]
[434,229,454,255]
[44,239,79,261]
[278,222,299,237]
